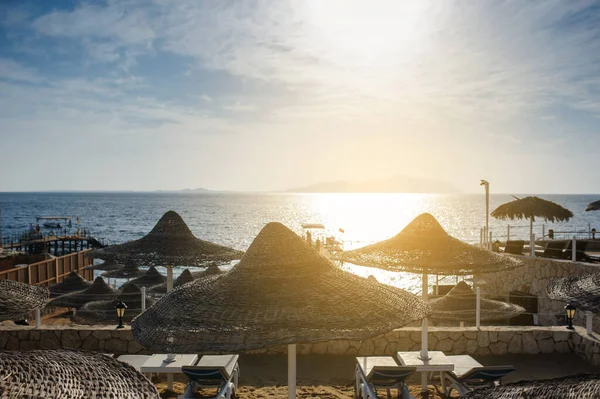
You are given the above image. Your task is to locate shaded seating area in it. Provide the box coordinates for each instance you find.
[500,240,524,255]
[355,356,415,399]
[536,240,591,262]
[182,354,240,399]
[439,355,514,397]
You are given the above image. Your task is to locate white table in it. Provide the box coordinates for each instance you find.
[397,351,454,394]
[140,354,198,391]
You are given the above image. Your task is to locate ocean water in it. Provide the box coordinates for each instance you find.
[1,192,599,292]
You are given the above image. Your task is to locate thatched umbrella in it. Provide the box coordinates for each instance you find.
[49,276,117,309]
[334,213,522,383]
[128,266,166,287]
[0,349,159,398]
[102,260,144,279]
[0,280,49,321]
[586,200,600,212]
[547,273,600,314]
[462,373,600,399]
[431,281,525,324]
[132,222,430,399]
[49,271,92,298]
[75,283,153,325]
[83,260,124,272]
[149,269,195,294]
[491,196,573,246]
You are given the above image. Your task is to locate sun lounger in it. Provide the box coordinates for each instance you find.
[116,354,151,372]
[440,355,514,397]
[182,354,239,399]
[561,240,588,261]
[536,241,567,259]
[501,240,524,255]
[355,356,416,399]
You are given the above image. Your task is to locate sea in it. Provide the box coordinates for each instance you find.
[1,192,599,293]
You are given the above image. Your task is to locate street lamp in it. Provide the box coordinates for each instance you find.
[115,300,127,329]
[480,180,490,245]
[565,303,576,330]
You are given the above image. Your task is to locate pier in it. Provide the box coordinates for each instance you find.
[1,233,106,256]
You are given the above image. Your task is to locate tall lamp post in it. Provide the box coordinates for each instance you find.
[480,180,489,245]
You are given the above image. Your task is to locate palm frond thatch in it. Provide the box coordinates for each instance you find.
[88,210,244,266]
[547,273,600,313]
[0,350,159,398]
[491,196,573,223]
[462,373,600,399]
[49,277,117,309]
[149,268,196,294]
[132,222,431,353]
[128,266,166,287]
[0,280,49,321]
[49,271,92,298]
[83,260,124,272]
[334,213,523,275]
[102,260,144,279]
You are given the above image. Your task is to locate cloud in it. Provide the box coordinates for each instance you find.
[0,58,43,83]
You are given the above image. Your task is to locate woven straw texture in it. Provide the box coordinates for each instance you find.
[102,260,144,279]
[335,213,522,275]
[49,277,117,309]
[0,350,159,398]
[491,196,573,222]
[83,261,124,272]
[128,266,166,287]
[462,373,600,399]
[89,210,244,266]
[75,283,153,324]
[547,273,600,313]
[132,222,430,353]
[149,268,195,294]
[431,281,525,322]
[49,271,92,298]
[0,280,49,321]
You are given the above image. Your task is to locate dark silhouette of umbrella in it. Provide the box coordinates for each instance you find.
[128,266,166,287]
[431,281,525,323]
[462,373,600,399]
[149,269,195,294]
[49,277,117,309]
[83,260,124,272]
[89,210,243,267]
[547,273,600,313]
[0,350,158,398]
[0,280,49,321]
[586,200,600,212]
[132,222,430,398]
[102,260,144,279]
[49,271,92,298]
[491,196,573,243]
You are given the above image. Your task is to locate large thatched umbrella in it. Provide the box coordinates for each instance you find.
[431,281,525,324]
[132,222,430,399]
[101,260,145,279]
[334,213,522,386]
[462,373,600,399]
[49,276,117,309]
[49,271,92,298]
[83,260,124,272]
[128,266,166,287]
[491,196,573,246]
[0,280,49,321]
[0,350,159,398]
[149,269,195,294]
[75,283,153,325]
[547,273,600,314]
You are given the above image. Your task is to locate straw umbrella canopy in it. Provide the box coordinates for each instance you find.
[462,373,600,399]
[132,222,430,398]
[49,271,92,298]
[83,260,124,272]
[49,276,117,309]
[75,283,153,324]
[431,281,525,323]
[491,196,573,244]
[0,349,159,398]
[128,266,166,287]
[101,260,144,279]
[586,200,600,212]
[89,210,244,267]
[149,269,195,294]
[0,280,49,321]
[547,273,600,313]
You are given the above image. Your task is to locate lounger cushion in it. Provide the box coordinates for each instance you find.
[195,354,239,380]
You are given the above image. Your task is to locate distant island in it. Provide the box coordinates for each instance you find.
[154,188,212,193]
[287,176,460,193]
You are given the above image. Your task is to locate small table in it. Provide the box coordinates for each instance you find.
[140,354,198,391]
[397,351,454,394]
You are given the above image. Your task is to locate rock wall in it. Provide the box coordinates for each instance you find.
[476,255,600,330]
[2,325,598,365]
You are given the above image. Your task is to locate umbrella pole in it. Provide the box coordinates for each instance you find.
[288,344,296,399]
[167,265,174,292]
[530,217,534,257]
[420,271,430,393]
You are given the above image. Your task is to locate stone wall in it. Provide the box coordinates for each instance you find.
[476,255,600,330]
[2,325,598,364]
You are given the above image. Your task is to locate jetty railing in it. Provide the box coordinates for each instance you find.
[0,249,94,286]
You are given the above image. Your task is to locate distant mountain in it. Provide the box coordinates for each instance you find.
[155,188,212,193]
[287,176,460,193]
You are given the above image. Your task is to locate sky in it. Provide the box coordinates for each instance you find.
[1,0,600,193]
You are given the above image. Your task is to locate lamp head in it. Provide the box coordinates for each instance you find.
[115,300,127,318]
[565,303,576,320]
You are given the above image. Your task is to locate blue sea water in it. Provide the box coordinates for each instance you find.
[1,192,599,292]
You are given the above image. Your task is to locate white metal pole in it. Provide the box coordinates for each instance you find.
[35,309,41,328]
[480,228,483,245]
[288,344,296,399]
[572,236,577,262]
[435,274,439,295]
[476,287,481,328]
[489,232,493,250]
[141,286,146,312]
[542,224,545,240]
[507,225,510,242]
[167,265,174,292]
[587,312,594,335]
[459,321,465,327]
[530,233,536,257]
[420,272,430,376]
